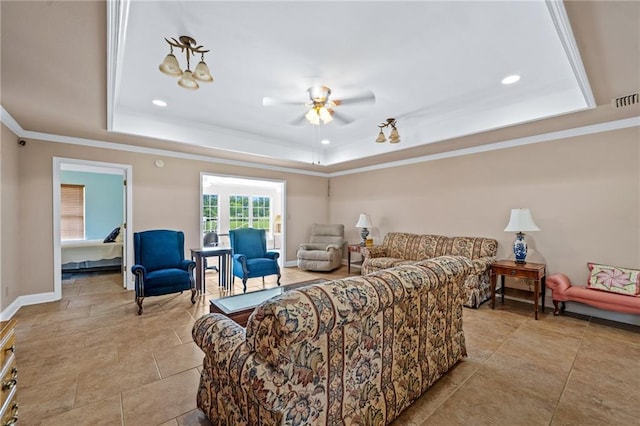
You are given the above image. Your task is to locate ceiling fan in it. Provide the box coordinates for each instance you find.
[262,85,375,126]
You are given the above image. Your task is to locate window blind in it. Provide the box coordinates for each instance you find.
[61,184,85,240]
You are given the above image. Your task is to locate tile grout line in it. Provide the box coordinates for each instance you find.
[547,316,590,425]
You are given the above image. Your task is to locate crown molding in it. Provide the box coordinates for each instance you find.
[2,105,638,178]
[546,0,596,108]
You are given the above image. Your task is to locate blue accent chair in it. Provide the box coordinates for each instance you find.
[229,228,281,293]
[131,230,196,315]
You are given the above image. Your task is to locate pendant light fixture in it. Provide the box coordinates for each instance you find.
[159,36,213,90]
[375,118,400,143]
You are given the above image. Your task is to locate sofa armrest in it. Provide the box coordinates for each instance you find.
[546,273,572,295]
[362,245,387,259]
[179,259,196,272]
[299,242,329,251]
[192,314,258,422]
[471,256,495,274]
[193,313,246,356]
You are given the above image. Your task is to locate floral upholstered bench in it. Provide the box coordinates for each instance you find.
[546,262,640,315]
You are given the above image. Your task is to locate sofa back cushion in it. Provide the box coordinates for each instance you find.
[382,232,447,260]
[245,258,471,366]
[438,236,498,259]
[587,262,640,296]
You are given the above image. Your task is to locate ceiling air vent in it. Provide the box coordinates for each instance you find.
[611,92,639,108]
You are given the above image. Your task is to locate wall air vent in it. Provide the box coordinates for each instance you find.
[611,92,639,108]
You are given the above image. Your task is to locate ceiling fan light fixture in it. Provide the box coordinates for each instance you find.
[375,130,387,143]
[305,108,320,125]
[308,86,331,103]
[159,53,182,77]
[319,106,333,124]
[178,70,199,90]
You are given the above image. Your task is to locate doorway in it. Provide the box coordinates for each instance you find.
[52,157,134,299]
[200,173,286,264]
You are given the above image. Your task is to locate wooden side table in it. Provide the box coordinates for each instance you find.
[347,244,368,274]
[491,260,546,320]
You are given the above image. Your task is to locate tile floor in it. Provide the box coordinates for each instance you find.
[13,266,640,425]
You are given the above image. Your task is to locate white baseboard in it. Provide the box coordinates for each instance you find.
[1,292,58,321]
[503,294,640,326]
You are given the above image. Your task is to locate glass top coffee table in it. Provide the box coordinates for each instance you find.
[209,279,325,327]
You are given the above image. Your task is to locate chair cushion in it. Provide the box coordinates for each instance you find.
[143,268,192,296]
[245,258,279,277]
[587,263,640,296]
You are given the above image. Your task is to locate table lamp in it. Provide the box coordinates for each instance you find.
[355,213,373,246]
[504,208,540,264]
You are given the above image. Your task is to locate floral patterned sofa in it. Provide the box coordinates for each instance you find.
[193,255,472,425]
[362,233,497,308]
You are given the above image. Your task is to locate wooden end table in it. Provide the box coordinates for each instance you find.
[348,244,377,274]
[491,260,546,320]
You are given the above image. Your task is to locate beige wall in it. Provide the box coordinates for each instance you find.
[329,127,640,287]
[15,138,329,297]
[3,124,639,315]
[1,124,20,310]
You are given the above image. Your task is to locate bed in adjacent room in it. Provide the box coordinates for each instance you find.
[61,239,123,272]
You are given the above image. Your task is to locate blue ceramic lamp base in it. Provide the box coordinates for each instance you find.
[360,228,369,246]
[513,232,528,264]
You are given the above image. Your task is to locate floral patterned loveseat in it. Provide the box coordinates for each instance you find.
[193,255,472,425]
[362,233,497,308]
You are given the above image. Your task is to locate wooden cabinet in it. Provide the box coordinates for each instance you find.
[0,320,17,425]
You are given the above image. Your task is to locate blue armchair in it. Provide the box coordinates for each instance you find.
[131,230,196,315]
[229,228,281,292]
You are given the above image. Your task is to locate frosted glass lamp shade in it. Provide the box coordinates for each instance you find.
[305,108,320,125]
[375,130,386,143]
[159,54,182,77]
[389,127,401,143]
[193,61,213,82]
[178,70,199,90]
[318,107,333,124]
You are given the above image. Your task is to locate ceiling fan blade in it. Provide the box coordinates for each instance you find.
[333,90,376,106]
[289,112,308,126]
[332,110,354,125]
[262,97,304,107]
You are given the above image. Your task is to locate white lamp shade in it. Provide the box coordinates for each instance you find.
[504,208,540,232]
[178,70,199,90]
[159,54,182,77]
[355,213,373,228]
[193,61,213,82]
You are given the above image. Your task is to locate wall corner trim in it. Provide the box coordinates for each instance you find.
[1,291,58,321]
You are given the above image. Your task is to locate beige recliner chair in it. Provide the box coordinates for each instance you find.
[297,224,345,271]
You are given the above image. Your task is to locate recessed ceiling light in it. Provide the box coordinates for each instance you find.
[152,99,167,107]
[321,139,330,145]
[501,75,521,85]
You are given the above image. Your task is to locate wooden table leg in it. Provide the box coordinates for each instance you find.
[534,279,540,320]
[490,271,497,309]
[348,251,352,274]
[195,255,204,296]
[541,276,546,312]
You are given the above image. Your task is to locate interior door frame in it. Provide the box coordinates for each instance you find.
[52,157,134,298]
[200,172,286,264]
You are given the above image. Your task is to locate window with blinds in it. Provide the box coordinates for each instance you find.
[61,184,85,240]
